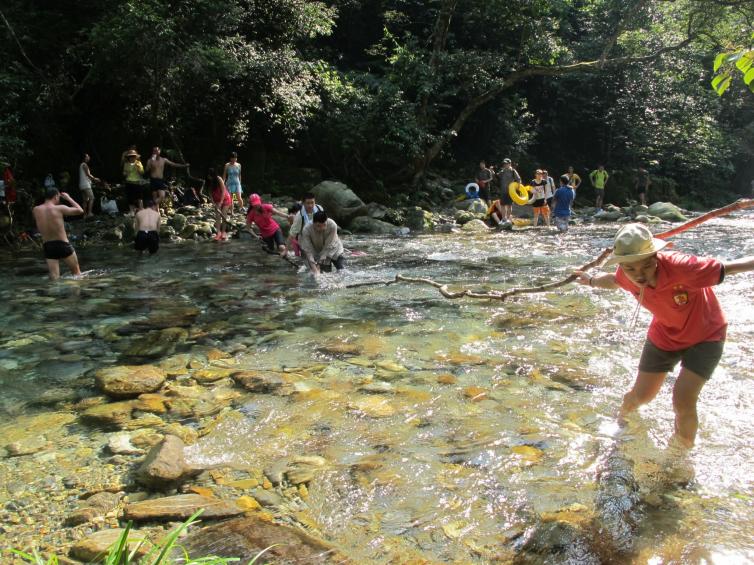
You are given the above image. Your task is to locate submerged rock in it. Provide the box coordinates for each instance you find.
[403,206,435,232]
[95,365,166,398]
[124,494,243,521]
[69,528,152,562]
[177,516,343,564]
[231,370,285,393]
[81,400,136,428]
[137,435,200,488]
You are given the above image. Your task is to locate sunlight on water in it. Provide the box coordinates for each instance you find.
[0,212,753,562]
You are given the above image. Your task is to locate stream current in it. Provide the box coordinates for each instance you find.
[1,213,753,563]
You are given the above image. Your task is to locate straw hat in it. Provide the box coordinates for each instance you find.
[604,223,669,267]
[125,149,140,158]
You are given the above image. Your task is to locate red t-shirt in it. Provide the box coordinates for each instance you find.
[614,251,726,351]
[211,182,231,208]
[246,203,280,238]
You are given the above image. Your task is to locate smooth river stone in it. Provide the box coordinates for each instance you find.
[124,494,244,521]
[95,365,166,398]
[137,435,200,488]
[231,370,284,393]
[349,396,395,418]
[81,400,137,427]
[69,528,152,562]
[178,516,343,563]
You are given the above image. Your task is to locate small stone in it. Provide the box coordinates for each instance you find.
[251,489,284,507]
[264,461,288,486]
[231,371,284,393]
[349,396,396,418]
[133,393,167,414]
[205,348,230,361]
[317,342,363,356]
[192,368,233,383]
[95,365,166,398]
[107,433,144,455]
[81,400,136,428]
[285,456,328,485]
[236,496,261,511]
[227,478,259,490]
[187,486,214,497]
[437,374,457,385]
[137,435,200,488]
[463,386,488,401]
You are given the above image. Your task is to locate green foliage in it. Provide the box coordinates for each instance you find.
[711,33,754,96]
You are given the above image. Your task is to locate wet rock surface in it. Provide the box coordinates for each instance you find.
[95,365,166,398]
[124,494,244,521]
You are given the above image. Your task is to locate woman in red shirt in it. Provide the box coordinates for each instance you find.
[206,169,232,241]
[576,224,754,448]
[246,193,289,256]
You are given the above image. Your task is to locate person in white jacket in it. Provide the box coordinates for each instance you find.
[299,211,345,275]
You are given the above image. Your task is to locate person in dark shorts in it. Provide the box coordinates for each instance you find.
[575,223,754,448]
[122,149,144,213]
[134,200,161,255]
[246,193,289,256]
[32,187,84,279]
[496,158,521,222]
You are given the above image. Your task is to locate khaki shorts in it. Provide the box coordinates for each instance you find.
[638,339,724,380]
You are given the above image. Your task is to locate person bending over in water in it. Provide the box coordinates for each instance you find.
[33,187,84,279]
[134,199,161,255]
[206,169,232,241]
[575,223,754,449]
[300,210,345,275]
[246,193,288,256]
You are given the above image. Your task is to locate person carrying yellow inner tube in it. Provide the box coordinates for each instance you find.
[508,181,531,205]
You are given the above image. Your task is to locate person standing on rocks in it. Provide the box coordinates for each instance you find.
[635,167,651,206]
[79,153,100,218]
[134,199,161,255]
[222,152,244,212]
[300,210,345,275]
[565,165,582,191]
[33,187,84,279]
[575,223,754,449]
[144,146,189,209]
[528,170,550,227]
[475,161,494,203]
[497,158,521,222]
[122,149,145,214]
[589,164,609,210]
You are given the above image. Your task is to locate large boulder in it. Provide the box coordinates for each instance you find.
[311,181,367,225]
[348,216,401,235]
[95,365,166,398]
[403,206,435,232]
[177,516,345,564]
[647,202,687,222]
[137,435,200,488]
[593,209,622,222]
[169,213,187,232]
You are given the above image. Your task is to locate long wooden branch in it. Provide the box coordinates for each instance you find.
[352,198,754,301]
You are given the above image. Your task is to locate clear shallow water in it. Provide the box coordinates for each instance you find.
[0,214,753,563]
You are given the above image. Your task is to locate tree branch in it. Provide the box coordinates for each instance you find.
[0,8,44,76]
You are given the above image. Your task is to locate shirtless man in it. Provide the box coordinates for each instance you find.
[144,146,189,207]
[33,187,83,279]
[134,199,161,255]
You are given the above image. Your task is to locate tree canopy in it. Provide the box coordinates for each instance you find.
[1,0,752,202]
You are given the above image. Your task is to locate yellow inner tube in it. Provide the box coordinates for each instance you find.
[508,182,531,205]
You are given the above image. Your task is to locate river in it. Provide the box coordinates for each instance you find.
[0,213,753,563]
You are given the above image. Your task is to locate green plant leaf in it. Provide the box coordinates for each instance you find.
[735,52,754,73]
[744,68,754,86]
[715,75,732,96]
[713,53,726,72]
[711,72,728,91]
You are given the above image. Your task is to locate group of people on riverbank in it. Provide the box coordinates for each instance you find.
[471,160,652,232]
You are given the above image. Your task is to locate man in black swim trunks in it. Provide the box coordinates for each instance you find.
[144,146,189,209]
[32,187,84,279]
[134,199,161,255]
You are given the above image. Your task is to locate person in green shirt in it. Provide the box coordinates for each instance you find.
[589,164,609,210]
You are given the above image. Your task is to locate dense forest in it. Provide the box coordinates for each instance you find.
[1,0,753,207]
